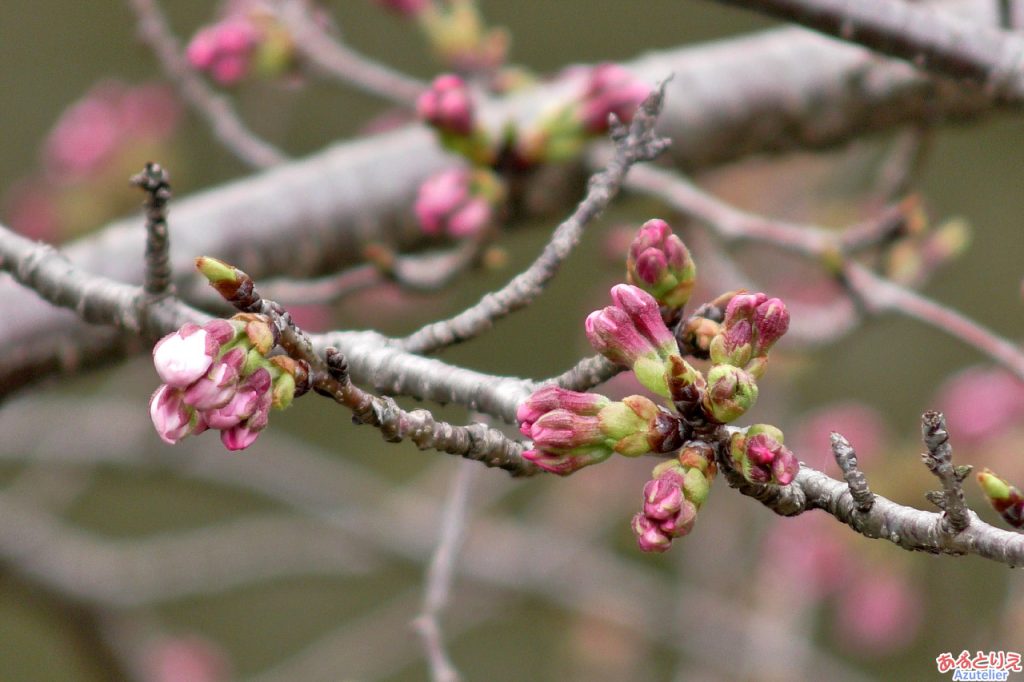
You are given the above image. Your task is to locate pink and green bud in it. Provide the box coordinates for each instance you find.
[221,424,261,451]
[586,285,681,396]
[414,168,504,238]
[633,443,716,553]
[710,292,789,376]
[520,394,684,474]
[977,468,1024,528]
[516,385,609,437]
[234,312,277,356]
[149,385,206,444]
[417,74,475,136]
[729,425,799,485]
[702,364,757,424]
[152,324,218,388]
[626,219,697,309]
[186,8,294,86]
[523,446,612,476]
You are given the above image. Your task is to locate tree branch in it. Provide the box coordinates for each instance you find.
[711,0,1024,104]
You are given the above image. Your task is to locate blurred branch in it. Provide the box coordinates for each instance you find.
[0,4,1008,396]
[126,0,289,168]
[413,461,476,682]
[275,0,427,105]
[712,0,1024,104]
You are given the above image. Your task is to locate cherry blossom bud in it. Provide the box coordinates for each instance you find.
[626,219,696,309]
[414,168,503,239]
[586,285,680,396]
[977,468,1024,528]
[519,393,683,475]
[516,386,609,437]
[152,324,217,388]
[417,74,474,136]
[182,347,245,411]
[221,424,261,451]
[150,385,205,444]
[709,292,789,378]
[632,443,716,553]
[729,425,799,485]
[702,364,758,424]
[753,297,789,356]
[578,64,651,134]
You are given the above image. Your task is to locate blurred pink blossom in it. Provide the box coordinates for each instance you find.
[793,402,886,470]
[760,514,849,599]
[143,635,230,682]
[835,570,923,656]
[937,366,1024,445]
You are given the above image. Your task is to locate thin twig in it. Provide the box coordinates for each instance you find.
[413,461,477,682]
[276,0,426,105]
[397,82,672,354]
[712,0,1024,104]
[126,0,289,168]
[920,410,972,533]
[830,431,874,512]
[131,163,174,298]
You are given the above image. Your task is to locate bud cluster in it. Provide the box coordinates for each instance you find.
[632,443,716,553]
[626,219,697,313]
[414,167,504,239]
[976,468,1024,528]
[516,386,685,475]
[149,315,307,451]
[186,3,295,86]
[728,424,799,486]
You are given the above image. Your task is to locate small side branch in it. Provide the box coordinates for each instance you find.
[412,461,476,682]
[131,163,174,298]
[830,431,874,512]
[398,83,672,354]
[126,0,289,168]
[920,410,971,533]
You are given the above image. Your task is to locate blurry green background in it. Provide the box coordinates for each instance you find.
[1,1,1022,680]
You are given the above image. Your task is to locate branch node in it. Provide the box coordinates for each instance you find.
[920,410,971,533]
[830,431,874,512]
[131,162,174,300]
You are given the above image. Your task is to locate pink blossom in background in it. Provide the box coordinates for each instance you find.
[143,635,230,682]
[835,570,923,656]
[792,402,886,470]
[414,168,493,238]
[43,85,122,180]
[937,366,1024,445]
[2,179,59,241]
[760,514,849,599]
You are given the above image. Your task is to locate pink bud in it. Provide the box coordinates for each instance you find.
[186,28,219,69]
[522,447,612,476]
[417,74,475,136]
[150,385,199,444]
[585,306,656,367]
[753,297,789,354]
[414,168,494,238]
[221,424,261,451]
[578,64,652,134]
[631,513,671,553]
[642,475,684,520]
[153,326,215,388]
[609,284,676,351]
[529,410,604,450]
[516,386,609,436]
[183,348,244,411]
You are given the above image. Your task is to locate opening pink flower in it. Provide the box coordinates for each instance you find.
[152,325,216,388]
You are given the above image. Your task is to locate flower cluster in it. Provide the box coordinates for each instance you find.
[632,443,716,552]
[149,315,306,451]
[516,386,685,475]
[186,3,295,86]
[976,468,1024,528]
[728,424,799,486]
[515,219,795,552]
